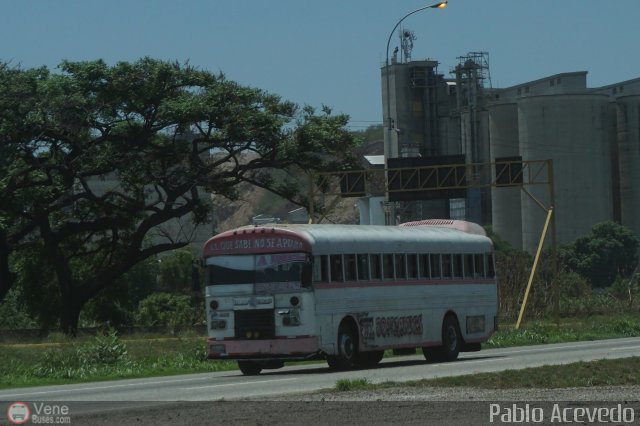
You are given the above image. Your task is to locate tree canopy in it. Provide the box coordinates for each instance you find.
[560,221,639,288]
[0,58,358,334]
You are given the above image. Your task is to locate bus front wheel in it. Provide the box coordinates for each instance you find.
[423,315,461,362]
[237,361,262,376]
[327,323,358,370]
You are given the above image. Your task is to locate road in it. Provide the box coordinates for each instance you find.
[2,337,639,405]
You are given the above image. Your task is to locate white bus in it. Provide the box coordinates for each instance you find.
[204,220,497,375]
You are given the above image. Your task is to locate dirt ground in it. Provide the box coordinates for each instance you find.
[69,386,640,426]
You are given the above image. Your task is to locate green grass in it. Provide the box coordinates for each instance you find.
[416,358,640,388]
[484,313,640,348]
[335,378,371,391]
[0,331,236,389]
[1,313,639,390]
[337,357,640,392]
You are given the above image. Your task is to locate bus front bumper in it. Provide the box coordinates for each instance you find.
[207,336,321,360]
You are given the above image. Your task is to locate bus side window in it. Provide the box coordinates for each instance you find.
[370,254,382,280]
[464,254,474,278]
[383,254,394,280]
[313,255,328,282]
[407,254,418,279]
[453,254,463,278]
[474,253,486,278]
[442,254,453,278]
[345,254,357,281]
[487,253,496,278]
[394,254,406,280]
[330,254,344,282]
[430,254,441,279]
[301,262,312,287]
[419,254,431,279]
[357,254,370,281]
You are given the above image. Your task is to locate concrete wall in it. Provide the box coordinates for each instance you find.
[616,95,640,237]
[489,102,522,249]
[518,94,613,252]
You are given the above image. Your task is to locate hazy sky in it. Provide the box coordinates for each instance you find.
[2,0,638,129]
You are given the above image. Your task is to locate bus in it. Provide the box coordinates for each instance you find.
[203,219,497,375]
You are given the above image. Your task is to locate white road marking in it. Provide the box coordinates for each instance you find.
[486,341,631,356]
[0,376,220,398]
[610,345,640,351]
[182,378,298,390]
[463,357,512,363]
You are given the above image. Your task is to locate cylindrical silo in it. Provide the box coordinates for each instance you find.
[488,102,522,250]
[617,95,640,238]
[518,94,613,252]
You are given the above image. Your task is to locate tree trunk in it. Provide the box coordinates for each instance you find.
[60,294,84,337]
[0,231,13,302]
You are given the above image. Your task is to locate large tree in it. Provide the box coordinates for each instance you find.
[0,58,358,334]
[560,221,639,288]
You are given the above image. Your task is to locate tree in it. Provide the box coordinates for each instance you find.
[560,221,639,288]
[0,58,358,334]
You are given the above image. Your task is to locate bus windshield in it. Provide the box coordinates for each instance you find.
[206,253,308,285]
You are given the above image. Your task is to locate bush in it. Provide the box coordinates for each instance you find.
[560,221,639,288]
[78,329,131,365]
[32,329,134,379]
[0,286,37,329]
[135,293,204,327]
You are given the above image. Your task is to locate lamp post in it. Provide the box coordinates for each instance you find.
[383,1,447,225]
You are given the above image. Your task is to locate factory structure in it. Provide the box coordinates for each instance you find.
[364,30,640,252]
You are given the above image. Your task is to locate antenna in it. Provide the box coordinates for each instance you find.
[399,28,416,63]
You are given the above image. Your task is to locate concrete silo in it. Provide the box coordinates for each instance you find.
[518,94,613,252]
[616,95,640,237]
[489,102,522,249]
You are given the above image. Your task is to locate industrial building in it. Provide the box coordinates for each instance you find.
[374,39,640,252]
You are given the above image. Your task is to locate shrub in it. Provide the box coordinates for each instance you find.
[77,329,131,366]
[135,293,204,327]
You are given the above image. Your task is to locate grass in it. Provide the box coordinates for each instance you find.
[336,357,640,392]
[335,378,371,391]
[1,313,639,390]
[0,331,236,389]
[484,313,640,348]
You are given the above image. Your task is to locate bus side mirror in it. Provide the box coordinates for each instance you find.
[301,263,312,288]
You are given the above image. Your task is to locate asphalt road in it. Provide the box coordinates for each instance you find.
[2,337,639,406]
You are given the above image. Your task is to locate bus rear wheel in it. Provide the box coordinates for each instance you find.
[237,361,262,376]
[327,323,358,370]
[423,315,461,362]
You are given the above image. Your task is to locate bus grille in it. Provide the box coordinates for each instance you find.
[234,309,275,339]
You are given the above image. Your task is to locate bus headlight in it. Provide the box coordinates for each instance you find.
[280,309,300,326]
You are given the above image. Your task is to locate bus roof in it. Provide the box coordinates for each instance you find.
[203,223,493,256]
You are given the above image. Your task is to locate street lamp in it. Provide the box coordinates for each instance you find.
[383,1,447,225]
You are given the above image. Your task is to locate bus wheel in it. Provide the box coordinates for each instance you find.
[237,361,262,375]
[327,323,358,370]
[355,350,384,368]
[423,315,461,362]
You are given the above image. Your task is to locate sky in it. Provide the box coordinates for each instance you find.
[2,0,638,130]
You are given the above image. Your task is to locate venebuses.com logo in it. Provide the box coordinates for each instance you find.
[6,401,72,424]
[6,402,30,425]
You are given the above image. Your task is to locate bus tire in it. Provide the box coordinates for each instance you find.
[423,315,461,362]
[355,350,384,368]
[237,361,262,375]
[327,322,358,370]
